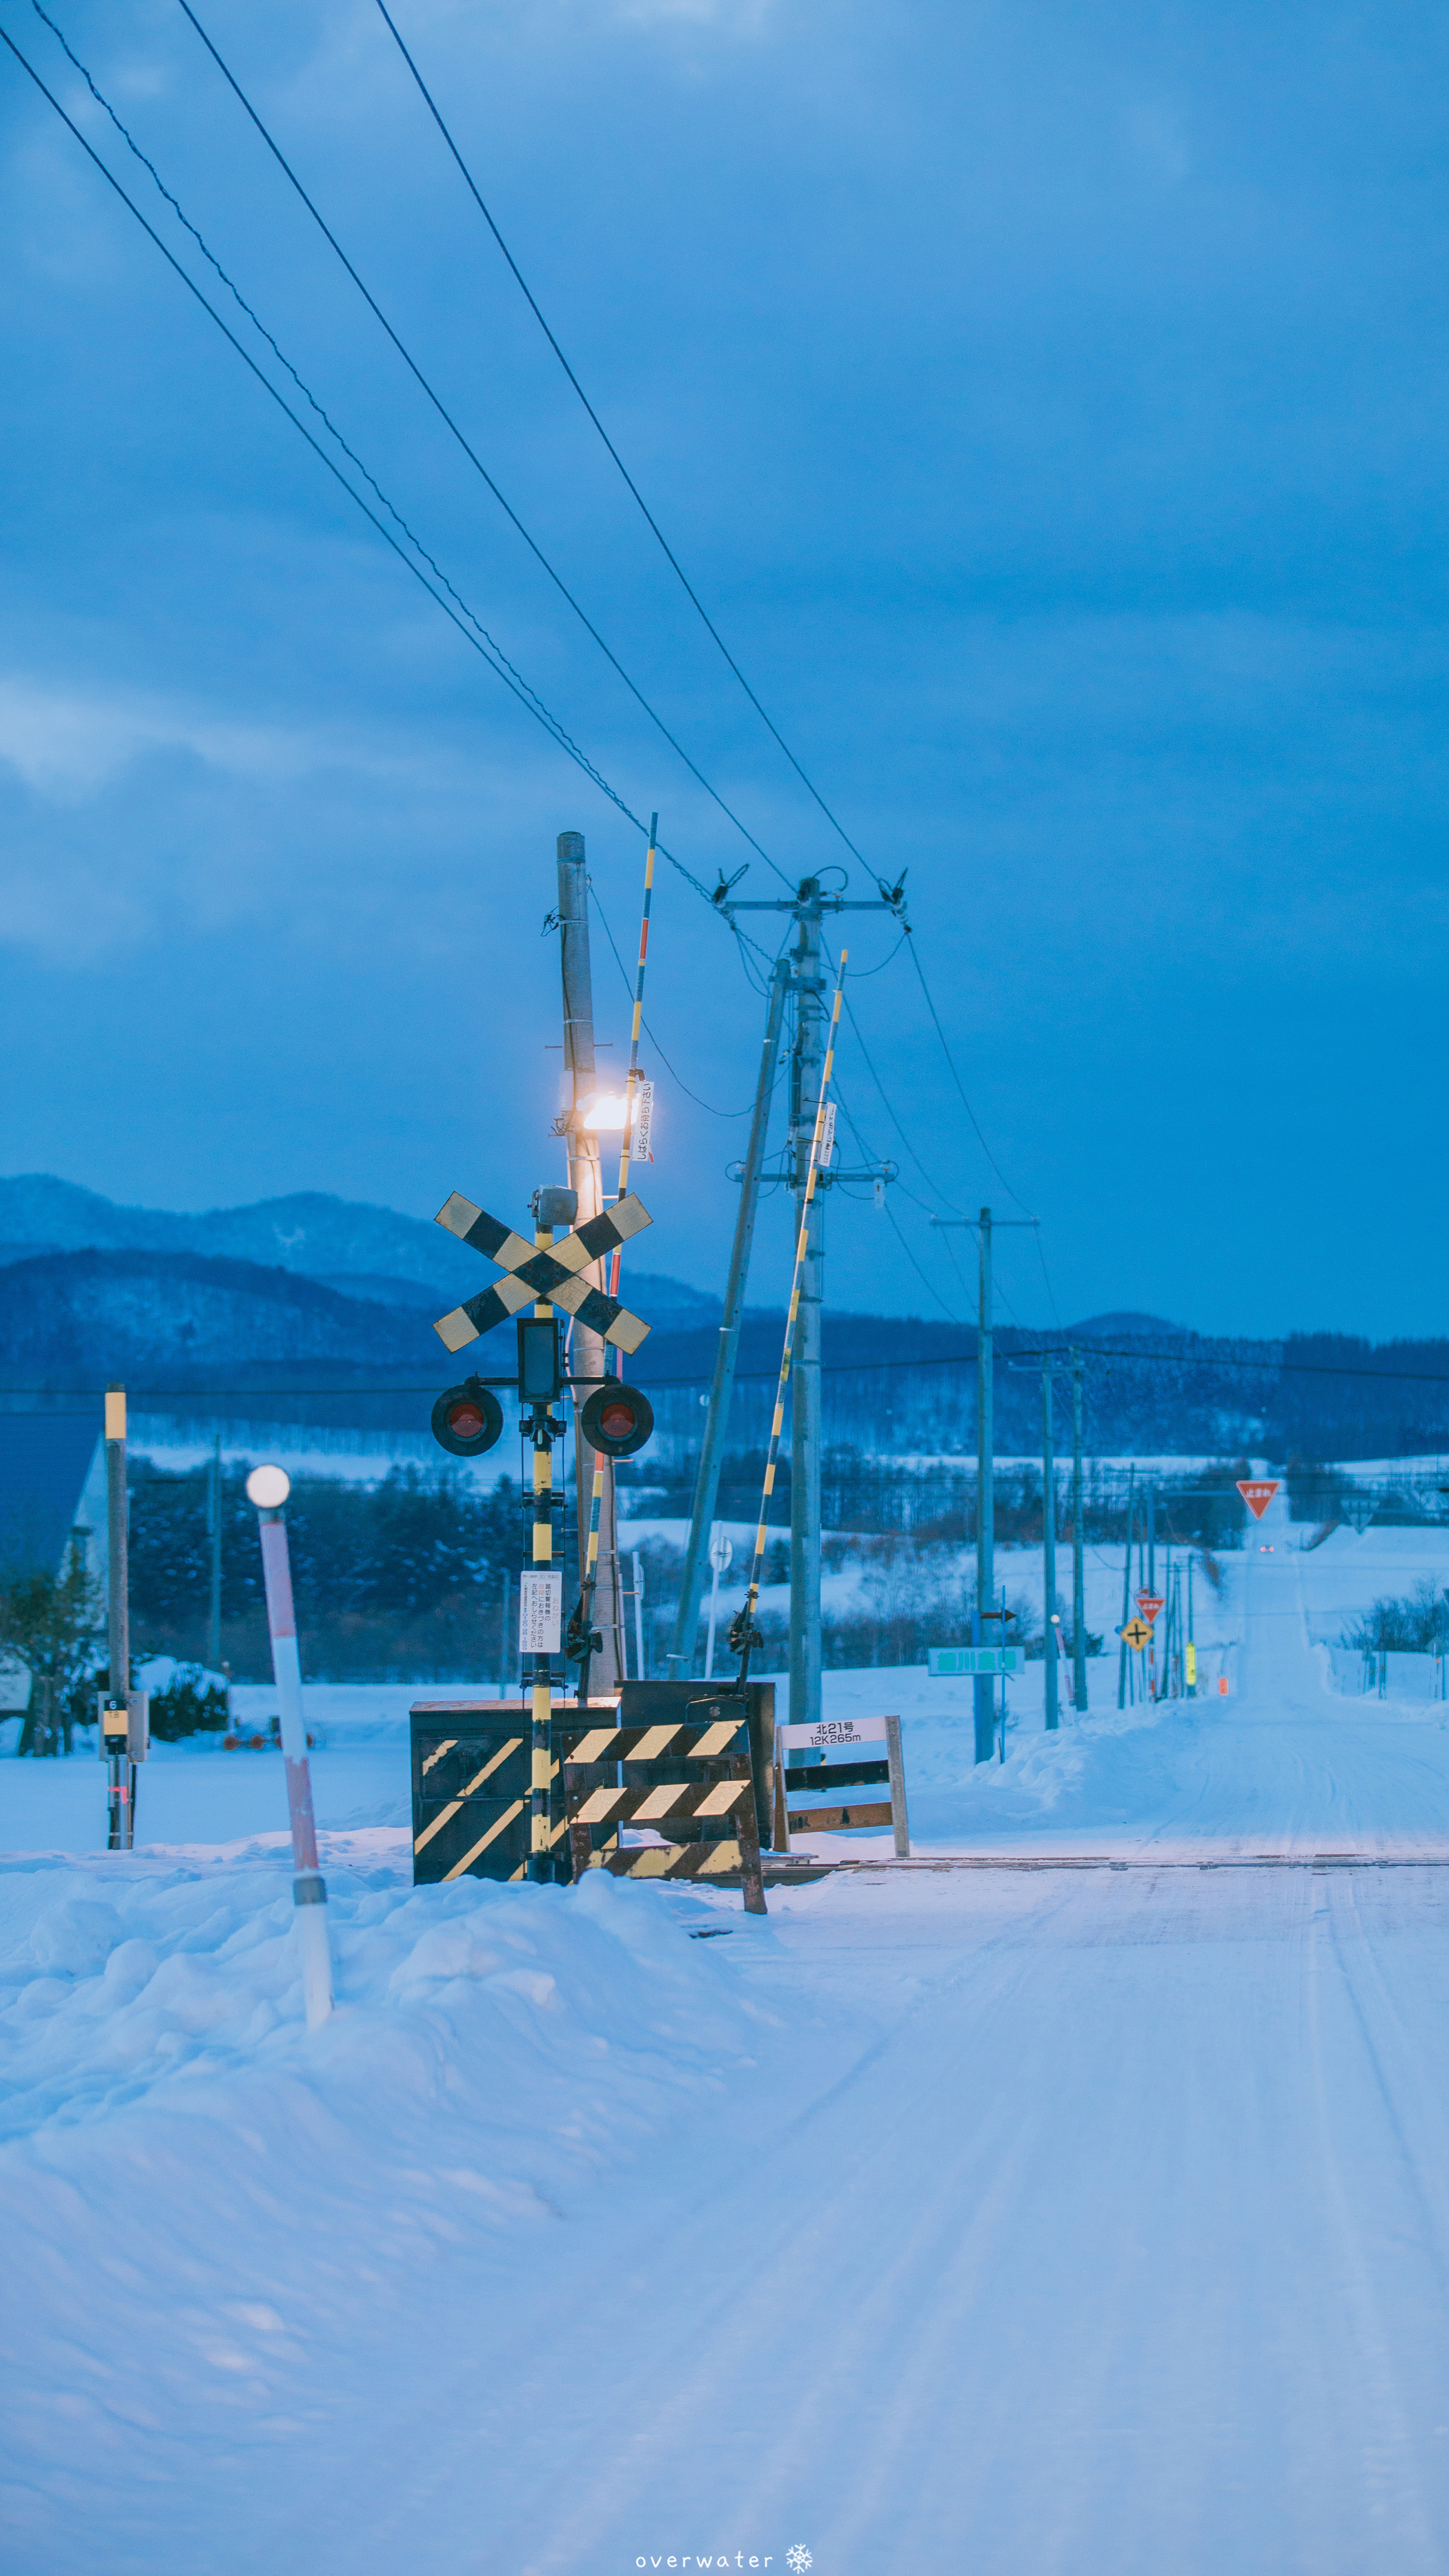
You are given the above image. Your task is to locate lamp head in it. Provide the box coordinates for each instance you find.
[580,1092,629,1131]
[246,1464,291,1511]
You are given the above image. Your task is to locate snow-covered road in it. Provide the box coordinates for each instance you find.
[9,1495,1449,2574]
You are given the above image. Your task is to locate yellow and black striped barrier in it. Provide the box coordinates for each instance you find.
[564,1706,768,1915]
[410,1700,622,1885]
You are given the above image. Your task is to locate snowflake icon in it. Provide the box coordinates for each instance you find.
[787,2552,813,2575]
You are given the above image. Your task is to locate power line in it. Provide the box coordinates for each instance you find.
[1,18,773,965]
[829,1080,966,1324]
[18,1339,1449,1393]
[588,878,770,1118]
[24,1,592,763]
[371,0,874,878]
[905,934,1036,1217]
[171,0,795,889]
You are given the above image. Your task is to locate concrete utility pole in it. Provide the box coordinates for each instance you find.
[976,1208,994,1762]
[788,900,825,1741]
[555,829,624,1691]
[1070,1348,1087,1713]
[1118,1463,1136,1711]
[1041,1355,1058,1732]
[722,876,903,1727]
[207,1431,222,1673]
[933,1208,1038,1762]
[668,956,789,1678]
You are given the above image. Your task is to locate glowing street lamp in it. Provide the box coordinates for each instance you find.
[580,1092,629,1130]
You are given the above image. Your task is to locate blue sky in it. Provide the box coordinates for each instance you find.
[1,0,1446,1337]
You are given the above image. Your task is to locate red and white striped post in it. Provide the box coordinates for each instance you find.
[246,1465,333,2030]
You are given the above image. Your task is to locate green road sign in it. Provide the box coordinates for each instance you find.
[928,1646,1023,1677]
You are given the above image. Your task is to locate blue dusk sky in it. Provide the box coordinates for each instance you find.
[1,0,1446,1337]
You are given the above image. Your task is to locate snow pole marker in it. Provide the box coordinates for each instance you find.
[731,950,847,1699]
[248,1465,333,2029]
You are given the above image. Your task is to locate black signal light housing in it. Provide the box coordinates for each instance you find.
[580,1381,655,1460]
[431,1377,505,1457]
[517,1315,563,1405]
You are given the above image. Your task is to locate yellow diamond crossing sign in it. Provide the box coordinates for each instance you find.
[1119,1615,1152,1651]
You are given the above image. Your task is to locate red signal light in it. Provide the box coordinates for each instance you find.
[431,1379,504,1458]
[580,1382,655,1459]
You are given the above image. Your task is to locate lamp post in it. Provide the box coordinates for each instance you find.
[248,1464,333,2030]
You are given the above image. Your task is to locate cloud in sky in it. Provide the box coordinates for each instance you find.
[1,0,1447,1338]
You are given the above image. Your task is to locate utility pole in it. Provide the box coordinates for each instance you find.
[976,1210,994,1761]
[721,876,902,1728]
[934,1209,1038,1762]
[668,956,789,1677]
[1118,1463,1136,1711]
[1041,1356,1058,1731]
[103,1385,130,1848]
[1070,1348,1087,1713]
[555,829,624,1691]
[207,1431,222,1673]
[789,899,825,1742]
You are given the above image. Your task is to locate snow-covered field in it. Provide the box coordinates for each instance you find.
[9,1491,1449,2572]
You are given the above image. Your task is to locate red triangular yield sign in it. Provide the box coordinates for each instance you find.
[1135,1591,1165,1624]
[1236,1479,1280,1520]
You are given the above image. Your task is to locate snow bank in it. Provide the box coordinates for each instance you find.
[0,1842,783,2567]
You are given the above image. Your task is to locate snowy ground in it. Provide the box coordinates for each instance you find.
[10,1490,1449,2571]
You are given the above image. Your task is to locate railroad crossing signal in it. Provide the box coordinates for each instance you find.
[1236,1479,1280,1521]
[1135,1591,1165,1625]
[1119,1615,1152,1651]
[432,1189,653,1353]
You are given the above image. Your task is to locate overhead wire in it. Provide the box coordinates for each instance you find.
[24,0,595,763]
[905,935,1035,1215]
[32,1,1070,1322]
[170,0,796,890]
[370,0,874,878]
[4,15,778,973]
[589,878,774,1118]
[830,1079,966,1325]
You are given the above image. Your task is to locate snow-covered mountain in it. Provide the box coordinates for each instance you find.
[0,1176,722,1331]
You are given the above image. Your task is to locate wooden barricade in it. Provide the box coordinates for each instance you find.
[565,1696,767,1915]
[778,1713,909,1856]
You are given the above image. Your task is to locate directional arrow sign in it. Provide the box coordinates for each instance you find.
[1236,1479,1280,1521]
[1135,1591,1165,1625]
[1119,1616,1152,1651]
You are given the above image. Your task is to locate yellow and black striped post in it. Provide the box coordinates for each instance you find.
[529,1219,558,1880]
[732,952,847,1696]
[607,812,656,1310]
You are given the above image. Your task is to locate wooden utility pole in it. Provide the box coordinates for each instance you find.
[555,829,624,1691]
